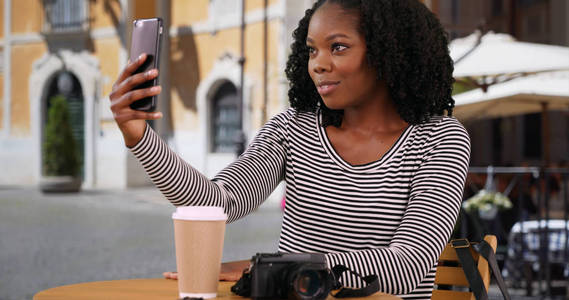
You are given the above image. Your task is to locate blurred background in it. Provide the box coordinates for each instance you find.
[0,0,567,299]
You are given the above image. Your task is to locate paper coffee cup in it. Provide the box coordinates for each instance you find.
[172,206,227,299]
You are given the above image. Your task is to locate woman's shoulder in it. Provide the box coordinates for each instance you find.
[417,115,467,133]
[267,108,317,127]
[412,115,470,146]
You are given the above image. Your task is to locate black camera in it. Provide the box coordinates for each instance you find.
[248,252,336,300]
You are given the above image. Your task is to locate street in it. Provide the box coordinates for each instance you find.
[0,187,283,300]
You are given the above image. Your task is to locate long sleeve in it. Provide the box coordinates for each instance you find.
[324,118,471,295]
[130,112,289,223]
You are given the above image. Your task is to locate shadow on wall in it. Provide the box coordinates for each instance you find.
[104,0,127,49]
[171,27,200,112]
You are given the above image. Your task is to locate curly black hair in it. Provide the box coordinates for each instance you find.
[285,0,455,126]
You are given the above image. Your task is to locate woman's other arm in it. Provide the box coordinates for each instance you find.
[109,53,289,222]
[129,112,290,223]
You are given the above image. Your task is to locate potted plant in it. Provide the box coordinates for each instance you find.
[463,189,513,220]
[40,95,82,193]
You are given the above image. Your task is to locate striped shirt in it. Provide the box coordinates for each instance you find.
[130,108,471,299]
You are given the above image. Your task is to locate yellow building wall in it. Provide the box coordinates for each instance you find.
[11,43,47,136]
[169,14,282,131]
[195,29,241,80]
[171,0,282,28]
[246,0,280,11]
[3,0,285,134]
[93,37,122,100]
[12,0,43,34]
[172,0,208,26]
[242,20,282,128]
[90,0,123,29]
[170,33,201,131]
[169,27,242,131]
[133,0,157,19]
[266,21,283,118]
[93,36,122,130]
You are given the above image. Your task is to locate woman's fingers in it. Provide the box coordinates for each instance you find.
[219,271,242,282]
[162,271,240,281]
[162,269,242,282]
[163,271,178,280]
[111,85,161,111]
[113,110,162,124]
[110,69,159,104]
[110,84,161,125]
[115,53,147,87]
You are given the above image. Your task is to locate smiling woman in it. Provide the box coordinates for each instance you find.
[304,2,408,165]
[306,5,379,111]
[109,1,470,299]
[286,0,455,128]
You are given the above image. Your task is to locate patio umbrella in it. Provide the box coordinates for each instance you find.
[453,71,569,164]
[450,31,569,164]
[453,71,569,120]
[450,31,569,91]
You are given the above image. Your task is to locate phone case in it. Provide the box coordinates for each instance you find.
[129,17,163,112]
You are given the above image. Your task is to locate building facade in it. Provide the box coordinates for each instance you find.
[429,0,569,46]
[430,0,569,166]
[5,0,539,190]
[0,0,314,188]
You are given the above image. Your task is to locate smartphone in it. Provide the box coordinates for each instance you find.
[129,17,163,111]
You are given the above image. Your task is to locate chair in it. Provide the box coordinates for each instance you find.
[432,235,498,300]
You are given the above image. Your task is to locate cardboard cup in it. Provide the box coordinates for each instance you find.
[172,206,227,299]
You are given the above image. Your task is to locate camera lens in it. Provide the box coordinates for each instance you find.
[283,262,333,300]
[294,270,323,296]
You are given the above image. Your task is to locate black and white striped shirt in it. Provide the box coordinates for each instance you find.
[130,108,471,299]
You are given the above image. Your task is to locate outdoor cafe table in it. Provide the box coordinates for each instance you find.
[33,278,403,300]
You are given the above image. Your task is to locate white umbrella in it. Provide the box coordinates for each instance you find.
[453,71,569,120]
[453,71,569,164]
[450,31,569,90]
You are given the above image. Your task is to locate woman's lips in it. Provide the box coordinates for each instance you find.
[316,81,340,96]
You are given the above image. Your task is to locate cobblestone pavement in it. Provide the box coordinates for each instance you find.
[0,186,282,300]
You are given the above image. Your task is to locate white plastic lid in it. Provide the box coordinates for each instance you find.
[172,206,227,221]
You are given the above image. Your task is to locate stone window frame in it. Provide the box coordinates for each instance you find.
[208,0,242,33]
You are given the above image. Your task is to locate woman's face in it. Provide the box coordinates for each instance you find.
[307,2,379,110]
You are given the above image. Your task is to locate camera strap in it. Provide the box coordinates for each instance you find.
[330,265,380,298]
[230,268,251,296]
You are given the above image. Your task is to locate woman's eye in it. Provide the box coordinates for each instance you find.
[307,46,316,55]
[332,44,347,52]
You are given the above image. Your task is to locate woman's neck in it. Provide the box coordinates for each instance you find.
[340,85,407,134]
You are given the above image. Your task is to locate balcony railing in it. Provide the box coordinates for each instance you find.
[43,0,89,34]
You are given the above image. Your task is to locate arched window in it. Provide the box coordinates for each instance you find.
[211,82,240,153]
[44,71,84,177]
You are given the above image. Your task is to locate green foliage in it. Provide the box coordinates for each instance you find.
[43,95,81,176]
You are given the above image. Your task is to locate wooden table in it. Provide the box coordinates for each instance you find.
[34,278,402,299]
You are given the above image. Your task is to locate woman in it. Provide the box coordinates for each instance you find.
[109,0,470,298]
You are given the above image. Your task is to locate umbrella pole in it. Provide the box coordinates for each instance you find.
[541,102,550,166]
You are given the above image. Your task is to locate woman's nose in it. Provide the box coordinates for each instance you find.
[311,53,332,73]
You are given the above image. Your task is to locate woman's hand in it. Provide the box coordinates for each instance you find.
[162,271,178,280]
[109,53,163,147]
[163,260,250,282]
